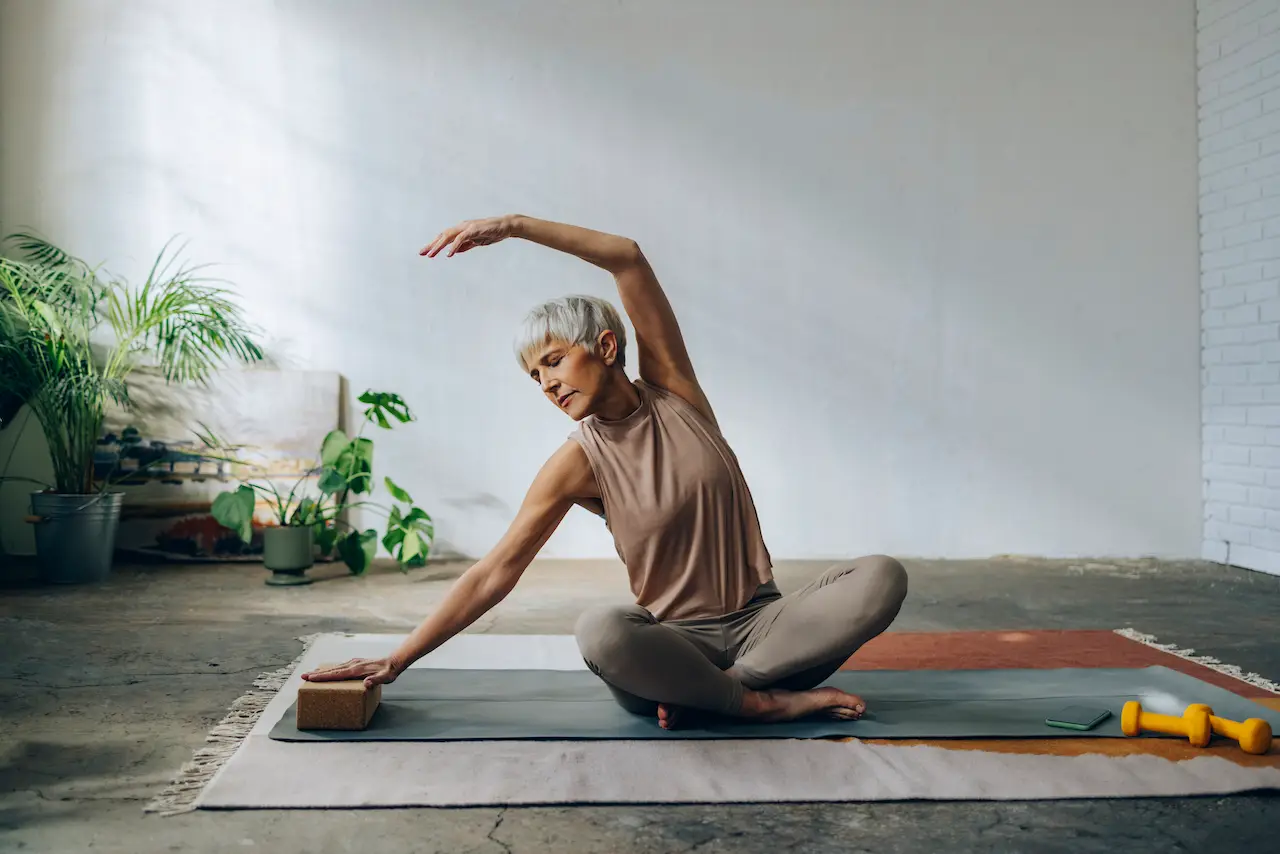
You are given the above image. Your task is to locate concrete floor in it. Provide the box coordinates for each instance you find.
[1,554,1278,853]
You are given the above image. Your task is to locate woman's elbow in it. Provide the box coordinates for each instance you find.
[473,556,525,603]
[608,238,643,271]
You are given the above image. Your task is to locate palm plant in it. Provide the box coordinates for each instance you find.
[0,231,263,495]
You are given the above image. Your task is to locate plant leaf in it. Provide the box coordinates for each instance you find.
[317,465,347,494]
[384,476,412,504]
[30,300,63,340]
[314,523,338,557]
[337,528,378,575]
[399,532,421,564]
[291,497,316,525]
[403,534,429,569]
[335,437,373,494]
[210,485,256,542]
[403,506,434,538]
[381,526,405,552]
[320,429,349,466]
[358,390,414,427]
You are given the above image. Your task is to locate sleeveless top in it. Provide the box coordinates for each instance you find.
[570,379,774,621]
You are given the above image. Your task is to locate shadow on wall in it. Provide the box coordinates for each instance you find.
[0,2,68,556]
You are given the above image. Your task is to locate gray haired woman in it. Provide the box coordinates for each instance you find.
[303,215,908,729]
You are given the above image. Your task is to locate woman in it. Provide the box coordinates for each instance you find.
[302,215,909,729]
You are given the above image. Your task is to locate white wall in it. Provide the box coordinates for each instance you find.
[1199,0,1280,576]
[0,0,1201,561]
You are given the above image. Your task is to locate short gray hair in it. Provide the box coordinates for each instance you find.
[514,294,628,372]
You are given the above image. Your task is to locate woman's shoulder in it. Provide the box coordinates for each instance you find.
[637,378,720,431]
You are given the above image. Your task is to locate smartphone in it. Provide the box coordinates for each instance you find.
[1045,705,1112,731]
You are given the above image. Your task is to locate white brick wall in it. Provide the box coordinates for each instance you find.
[1201,0,1280,574]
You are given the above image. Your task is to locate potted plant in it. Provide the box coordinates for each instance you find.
[0,232,263,583]
[209,390,435,585]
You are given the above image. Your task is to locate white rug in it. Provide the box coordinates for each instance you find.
[154,633,1280,812]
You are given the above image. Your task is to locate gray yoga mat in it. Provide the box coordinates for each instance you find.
[269,665,1280,742]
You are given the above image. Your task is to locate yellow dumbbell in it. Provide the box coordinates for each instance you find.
[1184,704,1272,756]
[1120,701,1212,747]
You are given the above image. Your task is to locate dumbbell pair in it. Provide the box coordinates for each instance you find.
[1121,701,1272,755]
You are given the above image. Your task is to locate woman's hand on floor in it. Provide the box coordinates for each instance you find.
[301,657,402,689]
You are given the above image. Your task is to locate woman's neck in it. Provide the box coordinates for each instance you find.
[592,370,642,422]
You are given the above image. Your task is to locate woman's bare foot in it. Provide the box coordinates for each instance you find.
[657,703,682,730]
[738,686,866,722]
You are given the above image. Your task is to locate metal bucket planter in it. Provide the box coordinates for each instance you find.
[27,491,124,584]
[262,525,315,586]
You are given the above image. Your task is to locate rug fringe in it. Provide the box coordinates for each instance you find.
[1114,627,1280,695]
[143,632,320,816]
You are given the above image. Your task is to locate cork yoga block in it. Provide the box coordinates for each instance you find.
[296,666,382,730]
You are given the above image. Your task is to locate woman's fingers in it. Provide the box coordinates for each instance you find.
[421,231,450,257]
[301,658,373,681]
[420,228,453,257]
[363,666,396,689]
[447,229,475,257]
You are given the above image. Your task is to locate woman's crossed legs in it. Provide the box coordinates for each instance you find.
[574,554,909,727]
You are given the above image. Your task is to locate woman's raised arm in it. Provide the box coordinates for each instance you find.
[421,214,717,425]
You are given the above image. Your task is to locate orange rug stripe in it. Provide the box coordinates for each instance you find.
[842,629,1277,697]
[837,630,1279,767]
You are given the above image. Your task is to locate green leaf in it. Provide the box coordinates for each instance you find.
[336,438,373,494]
[337,528,378,575]
[31,300,63,339]
[399,532,421,564]
[320,429,349,466]
[403,533,430,569]
[291,497,317,525]
[403,506,431,524]
[384,476,413,504]
[403,506,434,538]
[358,390,414,427]
[314,523,339,557]
[317,465,347,494]
[381,526,405,553]
[210,485,256,542]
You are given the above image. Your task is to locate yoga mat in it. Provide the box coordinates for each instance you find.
[168,633,1280,811]
[269,665,1280,742]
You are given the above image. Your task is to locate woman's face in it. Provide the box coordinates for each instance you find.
[526,334,618,420]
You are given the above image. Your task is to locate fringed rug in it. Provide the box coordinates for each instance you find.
[144,629,1280,813]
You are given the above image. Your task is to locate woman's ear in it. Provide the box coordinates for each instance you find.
[597,329,619,366]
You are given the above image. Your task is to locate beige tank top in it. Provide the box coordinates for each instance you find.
[570,379,774,621]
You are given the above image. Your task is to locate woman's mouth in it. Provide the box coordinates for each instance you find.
[559,392,576,407]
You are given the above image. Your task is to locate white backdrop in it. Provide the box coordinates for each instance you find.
[0,0,1201,560]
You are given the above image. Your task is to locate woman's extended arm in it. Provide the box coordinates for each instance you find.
[301,439,593,687]
[421,215,716,425]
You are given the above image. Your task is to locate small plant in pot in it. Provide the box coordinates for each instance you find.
[209,390,435,585]
[0,233,262,583]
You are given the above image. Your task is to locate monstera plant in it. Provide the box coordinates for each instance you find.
[210,390,434,585]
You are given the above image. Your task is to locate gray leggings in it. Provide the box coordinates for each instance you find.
[574,554,908,717]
